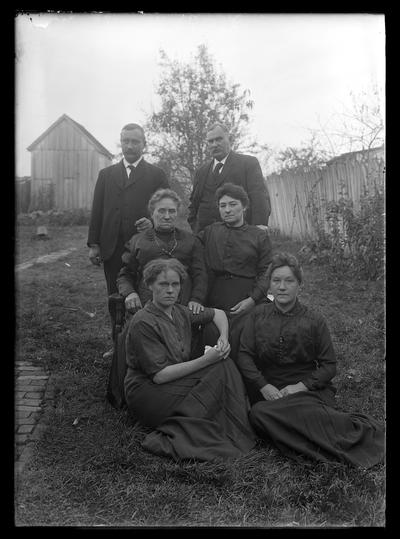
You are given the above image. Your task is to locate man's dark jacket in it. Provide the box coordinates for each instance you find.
[187,151,271,232]
[87,159,168,261]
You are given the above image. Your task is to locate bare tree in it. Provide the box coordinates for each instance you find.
[311,86,384,157]
[269,86,384,175]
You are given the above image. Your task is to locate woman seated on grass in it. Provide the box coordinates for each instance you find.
[124,257,256,462]
[236,252,385,468]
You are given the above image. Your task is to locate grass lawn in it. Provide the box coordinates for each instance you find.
[15,225,89,266]
[14,224,385,527]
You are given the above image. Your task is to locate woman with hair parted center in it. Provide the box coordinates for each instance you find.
[197,182,273,361]
[236,251,385,468]
[124,257,256,462]
[117,188,207,315]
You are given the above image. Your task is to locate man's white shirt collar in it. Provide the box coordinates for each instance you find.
[123,156,143,170]
[213,153,229,171]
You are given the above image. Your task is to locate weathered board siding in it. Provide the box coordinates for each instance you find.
[16,179,31,213]
[267,154,385,240]
[29,118,111,211]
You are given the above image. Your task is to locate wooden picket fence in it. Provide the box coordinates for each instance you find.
[266,151,385,240]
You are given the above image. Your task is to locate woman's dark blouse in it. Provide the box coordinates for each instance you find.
[117,227,207,303]
[125,302,215,385]
[197,222,272,302]
[237,300,337,391]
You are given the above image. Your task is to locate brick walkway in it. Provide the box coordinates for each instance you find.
[15,248,77,476]
[15,360,54,476]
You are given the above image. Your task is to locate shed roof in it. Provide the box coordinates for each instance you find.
[27,113,114,159]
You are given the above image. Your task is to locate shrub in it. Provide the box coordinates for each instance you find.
[304,186,384,280]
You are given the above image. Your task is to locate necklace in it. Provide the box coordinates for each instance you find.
[153,229,178,256]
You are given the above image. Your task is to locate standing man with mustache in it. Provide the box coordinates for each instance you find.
[88,123,169,359]
[187,122,271,233]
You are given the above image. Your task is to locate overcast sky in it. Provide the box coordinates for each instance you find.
[15,12,385,176]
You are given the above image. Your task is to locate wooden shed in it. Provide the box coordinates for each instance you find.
[27,114,113,211]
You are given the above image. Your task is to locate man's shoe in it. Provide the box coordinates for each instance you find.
[102,348,114,360]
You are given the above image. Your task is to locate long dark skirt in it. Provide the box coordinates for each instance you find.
[206,275,268,361]
[125,358,257,462]
[249,389,385,468]
[207,275,255,311]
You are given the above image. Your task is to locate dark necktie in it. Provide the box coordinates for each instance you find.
[213,162,223,182]
[127,165,135,185]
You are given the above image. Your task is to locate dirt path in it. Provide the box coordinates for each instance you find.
[16,247,78,271]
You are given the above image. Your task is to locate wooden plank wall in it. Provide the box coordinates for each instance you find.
[16,179,31,213]
[267,156,385,240]
[29,119,111,211]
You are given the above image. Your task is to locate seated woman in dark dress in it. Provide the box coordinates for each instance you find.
[236,252,385,468]
[124,257,256,462]
[117,188,207,315]
[198,182,272,359]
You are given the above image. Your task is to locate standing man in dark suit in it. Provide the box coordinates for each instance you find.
[187,123,271,233]
[88,123,169,358]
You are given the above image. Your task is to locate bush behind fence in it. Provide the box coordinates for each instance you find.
[266,152,385,279]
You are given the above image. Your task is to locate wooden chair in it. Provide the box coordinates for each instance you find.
[106,293,129,409]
